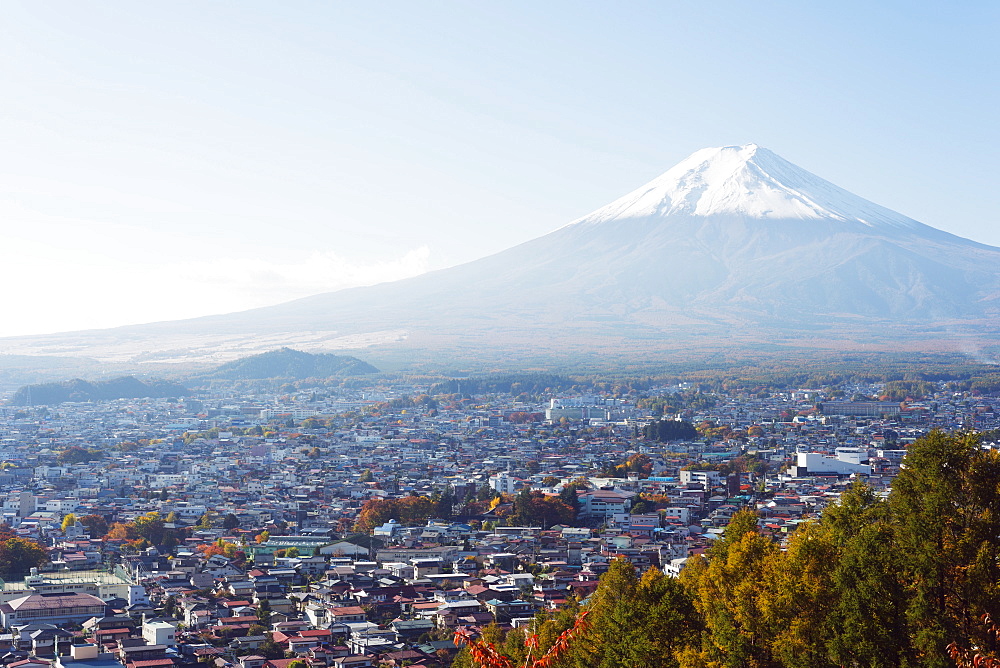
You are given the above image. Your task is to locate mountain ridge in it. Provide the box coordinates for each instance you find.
[1,143,998,370]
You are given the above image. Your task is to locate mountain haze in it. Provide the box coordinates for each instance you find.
[3,144,999,370]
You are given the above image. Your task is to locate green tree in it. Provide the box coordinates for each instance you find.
[644,419,698,442]
[571,560,699,668]
[56,446,102,465]
[559,478,589,517]
[569,558,642,667]
[256,598,272,627]
[435,486,455,520]
[222,513,240,531]
[257,637,284,660]
[134,511,166,545]
[890,431,1000,666]
[632,566,701,667]
[822,483,912,668]
[160,530,179,552]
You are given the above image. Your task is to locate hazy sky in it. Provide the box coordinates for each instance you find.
[2,1,997,337]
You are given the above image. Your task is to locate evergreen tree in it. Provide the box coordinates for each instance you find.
[644,419,698,442]
[562,560,698,668]
[256,598,272,627]
[630,566,701,667]
[569,558,641,668]
[78,514,109,538]
[890,431,1000,666]
[134,511,166,545]
[435,486,455,520]
[256,637,284,660]
[822,482,912,668]
[827,520,912,667]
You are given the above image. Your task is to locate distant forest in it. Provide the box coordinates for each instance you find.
[430,373,577,395]
[425,357,1000,400]
[9,376,188,406]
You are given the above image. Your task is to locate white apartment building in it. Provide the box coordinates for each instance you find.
[489,472,520,495]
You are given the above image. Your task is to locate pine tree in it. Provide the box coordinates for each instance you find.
[890,431,1000,666]
[822,482,912,667]
[568,558,641,668]
[630,566,701,667]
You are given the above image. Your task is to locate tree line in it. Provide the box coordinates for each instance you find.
[455,430,1000,668]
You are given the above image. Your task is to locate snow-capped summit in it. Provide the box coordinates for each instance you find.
[574,143,922,231]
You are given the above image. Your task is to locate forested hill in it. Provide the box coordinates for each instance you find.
[9,376,188,406]
[206,348,378,380]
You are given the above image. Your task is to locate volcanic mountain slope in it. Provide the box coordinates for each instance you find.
[220,144,1000,338]
[4,144,1000,369]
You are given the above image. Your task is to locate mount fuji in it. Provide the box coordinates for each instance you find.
[5,144,1000,371]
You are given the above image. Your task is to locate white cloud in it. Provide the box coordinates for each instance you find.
[0,238,433,337]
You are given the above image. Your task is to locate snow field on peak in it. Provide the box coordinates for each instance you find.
[572,144,924,231]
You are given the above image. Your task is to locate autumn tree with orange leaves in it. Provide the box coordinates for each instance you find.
[0,530,48,578]
[454,610,590,668]
[198,539,240,560]
[353,494,436,532]
[950,615,1000,667]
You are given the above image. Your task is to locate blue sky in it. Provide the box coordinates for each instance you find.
[1,1,997,336]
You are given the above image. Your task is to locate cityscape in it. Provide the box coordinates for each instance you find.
[0,378,994,666]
